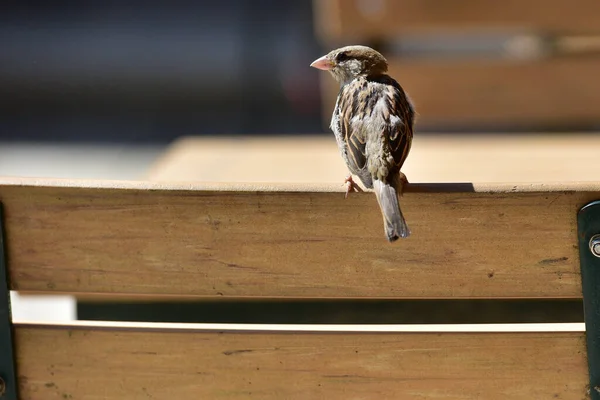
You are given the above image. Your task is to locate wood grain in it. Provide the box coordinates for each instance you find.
[147,135,600,183]
[314,0,600,40]
[14,323,588,400]
[1,177,598,299]
[320,57,600,127]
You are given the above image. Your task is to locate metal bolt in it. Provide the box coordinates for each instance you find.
[590,234,600,258]
[0,377,5,396]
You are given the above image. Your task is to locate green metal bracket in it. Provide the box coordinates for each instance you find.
[0,203,18,399]
[579,200,600,399]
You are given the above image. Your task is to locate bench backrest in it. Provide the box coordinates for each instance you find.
[0,177,599,398]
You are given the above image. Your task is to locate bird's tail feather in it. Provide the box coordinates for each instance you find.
[373,178,410,242]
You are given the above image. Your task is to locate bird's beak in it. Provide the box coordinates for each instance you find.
[310,55,334,70]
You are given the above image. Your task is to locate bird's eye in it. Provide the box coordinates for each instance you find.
[336,52,349,62]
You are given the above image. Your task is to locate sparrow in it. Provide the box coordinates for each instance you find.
[311,45,414,242]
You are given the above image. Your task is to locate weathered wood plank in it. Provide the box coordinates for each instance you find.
[1,178,598,298]
[146,135,600,183]
[320,57,600,127]
[14,322,588,400]
[314,0,600,40]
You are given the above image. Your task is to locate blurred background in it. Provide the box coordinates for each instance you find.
[1,0,323,144]
[2,0,600,321]
[4,0,600,146]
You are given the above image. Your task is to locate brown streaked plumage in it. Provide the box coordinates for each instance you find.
[311,45,414,242]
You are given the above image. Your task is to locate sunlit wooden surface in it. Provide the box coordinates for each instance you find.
[147,134,600,183]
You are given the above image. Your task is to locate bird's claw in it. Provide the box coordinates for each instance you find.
[399,172,409,196]
[344,175,363,198]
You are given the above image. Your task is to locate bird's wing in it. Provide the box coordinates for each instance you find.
[336,79,368,175]
[378,76,414,170]
[338,76,414,176]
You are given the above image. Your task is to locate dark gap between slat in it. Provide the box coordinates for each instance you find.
[77,299,583,324]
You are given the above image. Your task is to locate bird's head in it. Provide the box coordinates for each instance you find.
[310,45,388,84]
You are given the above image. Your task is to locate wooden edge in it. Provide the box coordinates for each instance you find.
[20,291,587,301]
[1,176,600,194]
[13,320,586,333]
[57,292,586,301]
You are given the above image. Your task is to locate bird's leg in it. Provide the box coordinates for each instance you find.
[399,172,409,196]
[344,175,363,198]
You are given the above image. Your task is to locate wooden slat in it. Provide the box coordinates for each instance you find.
[1,178,599,299]
[14,322,588,400]
[315,0,600,41]
[147,135,600,183]
[320,57,600,127]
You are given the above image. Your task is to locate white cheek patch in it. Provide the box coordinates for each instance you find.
[348,61,362,76]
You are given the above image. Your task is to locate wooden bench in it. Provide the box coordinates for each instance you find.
[1,133,600,399]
